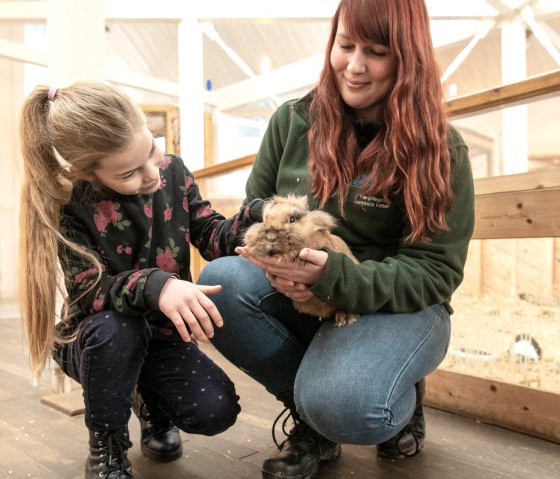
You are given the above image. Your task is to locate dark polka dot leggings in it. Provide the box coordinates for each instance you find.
[53,310,240,434]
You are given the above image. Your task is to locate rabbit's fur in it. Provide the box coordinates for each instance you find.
[243,194,359,326]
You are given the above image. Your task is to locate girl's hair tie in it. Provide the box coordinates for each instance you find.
[48,86,59,102]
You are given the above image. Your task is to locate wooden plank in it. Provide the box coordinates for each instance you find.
[193,154,256,180]
[473,187,560,239]
[447,69,560,118]
[0,391,87,478]
[425,369,560,444]
[40,388,85,416]
[474,169,560,196]
[0,441,69,479]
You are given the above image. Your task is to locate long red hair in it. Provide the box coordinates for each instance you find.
[308,0,452,243]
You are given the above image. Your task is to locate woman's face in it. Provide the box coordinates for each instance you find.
[330,17,396,123]
[92,124,163,196]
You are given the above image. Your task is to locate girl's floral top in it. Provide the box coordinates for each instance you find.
[59,154,263,340]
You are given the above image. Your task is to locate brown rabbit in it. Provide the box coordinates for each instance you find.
[243,194,359,326]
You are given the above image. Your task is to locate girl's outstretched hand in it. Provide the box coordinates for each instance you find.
[158,278,223,342]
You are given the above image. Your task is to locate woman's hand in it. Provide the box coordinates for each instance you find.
[235,246,328,301]
[158,278,223,342]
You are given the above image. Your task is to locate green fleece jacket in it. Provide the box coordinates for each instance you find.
[243,95,475,314]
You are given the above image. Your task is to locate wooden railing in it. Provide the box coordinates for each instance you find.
[192,69,560,444]
[446,69,560,117]
[473,170,560,239]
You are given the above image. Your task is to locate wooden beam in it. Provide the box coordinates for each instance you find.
[0,1,46,21]
[474,187,560,239]
[108,69,180,96]
[193,154,255,179]
[474,168,560,195]
[213,55,323,112]
[426,369,560,444]
[447,69,560,118]
[0,38,46,66]
[47,0,106,84]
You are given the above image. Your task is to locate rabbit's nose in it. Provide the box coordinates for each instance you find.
[264,228,278,241]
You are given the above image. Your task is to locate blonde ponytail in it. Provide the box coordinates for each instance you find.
[18,82,145,381]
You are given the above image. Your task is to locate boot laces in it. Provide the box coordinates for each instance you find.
[393,424,422,457]
[97,430,133,474]
[271,407,317,451]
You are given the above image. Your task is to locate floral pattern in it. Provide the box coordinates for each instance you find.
[155,239,180,273]
[93,200,132,236]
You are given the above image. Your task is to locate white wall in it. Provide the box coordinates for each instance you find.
[0,24,24,300]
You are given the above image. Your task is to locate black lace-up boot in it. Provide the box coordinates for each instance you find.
[86,427,133,479]
[132,387,183,462]
[377,378,426,459]
[262,408,341,479]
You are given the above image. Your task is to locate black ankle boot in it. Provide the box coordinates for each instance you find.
[377,378,426,459]
[132,387,183,462]
[262,408,341,479]
[86,427,133,479]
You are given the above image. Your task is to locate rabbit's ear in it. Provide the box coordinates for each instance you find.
[305,210,336,231]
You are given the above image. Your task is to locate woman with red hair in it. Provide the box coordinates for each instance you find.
[199,0,474,477]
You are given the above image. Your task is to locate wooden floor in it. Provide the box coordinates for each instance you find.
[1,302,560,479]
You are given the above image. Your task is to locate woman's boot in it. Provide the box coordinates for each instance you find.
[377,378,426,459]
[262,408,341,479]
[85,427,133,479]
[132,387,183,462]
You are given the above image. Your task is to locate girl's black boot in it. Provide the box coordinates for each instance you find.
[132,387,183,462]
[86,427,133,479]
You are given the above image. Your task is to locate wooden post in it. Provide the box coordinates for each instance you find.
[47,0,105,83]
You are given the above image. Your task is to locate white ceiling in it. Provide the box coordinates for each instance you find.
[1,0,560,118]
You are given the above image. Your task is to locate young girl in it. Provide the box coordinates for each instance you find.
[18,81,264,478]
[198,1,475,478]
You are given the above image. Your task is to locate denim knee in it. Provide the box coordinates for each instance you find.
[197,257,231,288]
[296,385,410,445]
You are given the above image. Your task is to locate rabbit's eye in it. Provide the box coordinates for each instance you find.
[288,216,297,223]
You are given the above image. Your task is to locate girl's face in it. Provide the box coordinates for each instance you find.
[92,124,163,196]
[330,18,396,123]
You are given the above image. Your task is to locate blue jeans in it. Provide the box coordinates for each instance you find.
[198,256,450,445]
[54,311,240,434]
